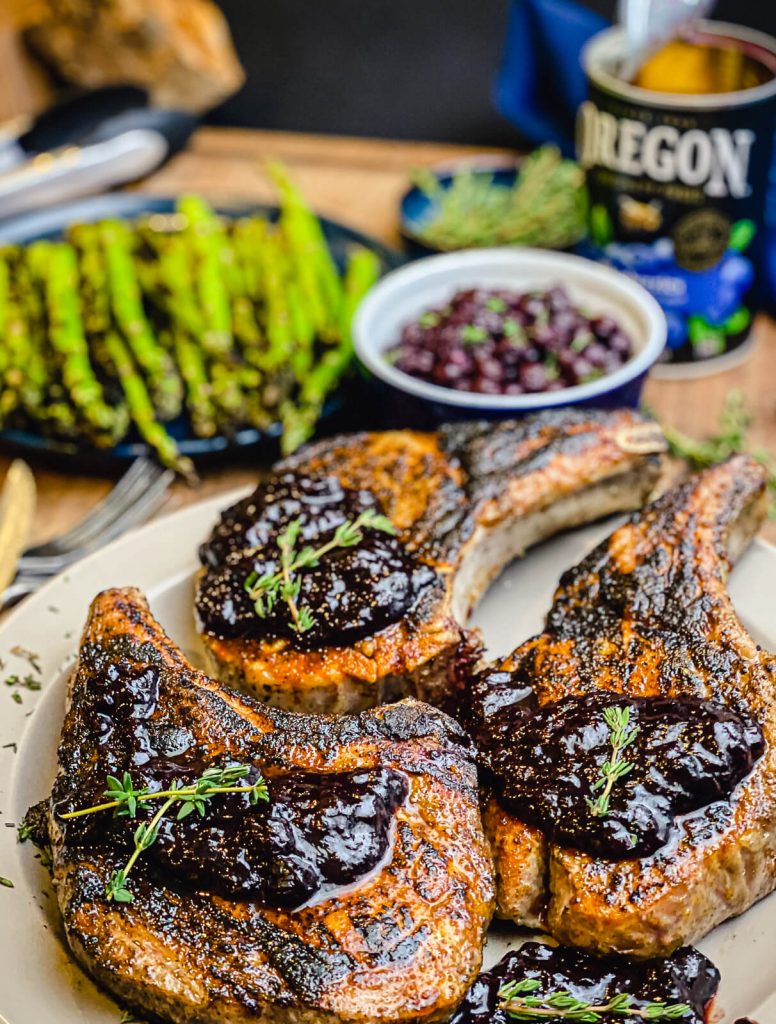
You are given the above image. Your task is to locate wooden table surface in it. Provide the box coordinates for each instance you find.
[8,126,776,545]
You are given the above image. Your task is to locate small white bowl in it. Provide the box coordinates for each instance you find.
[353,248,667,417]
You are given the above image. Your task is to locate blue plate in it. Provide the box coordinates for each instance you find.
[400,164,519,259]
[0,193,403,469]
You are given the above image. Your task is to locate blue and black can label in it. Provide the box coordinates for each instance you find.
[579,23,776,372]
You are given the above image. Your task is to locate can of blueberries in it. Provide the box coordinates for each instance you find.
[578,21,776,375]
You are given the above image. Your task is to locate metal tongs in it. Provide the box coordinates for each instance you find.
[0,86,196,220]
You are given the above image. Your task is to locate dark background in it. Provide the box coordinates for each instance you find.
[211,0,776,146]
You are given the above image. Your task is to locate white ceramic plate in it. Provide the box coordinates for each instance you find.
[0,492,774,1024]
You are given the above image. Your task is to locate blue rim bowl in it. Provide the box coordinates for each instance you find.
[353,248,667,427]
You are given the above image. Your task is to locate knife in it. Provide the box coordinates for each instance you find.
[0,460,37,596]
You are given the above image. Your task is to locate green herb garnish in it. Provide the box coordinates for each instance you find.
[586,705,639,818]
[410,145,587,251]
[460,324,488,345]
[244,509,395,634]
[486,296,507,313]
[0,876,13,889]
[571,330,593,352]
[419,311,440,328]
[503,318,527,346]
[59,765,268,904]
[119,1010,146,1023]
[4,673,41,692]
[10,645,41,674]
[498,979,691,1021]
[544,354,560,381]
[651,391,776,518]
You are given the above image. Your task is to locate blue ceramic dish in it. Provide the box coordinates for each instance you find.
[353,248,667,429]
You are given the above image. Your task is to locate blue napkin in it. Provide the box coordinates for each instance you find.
[494,0,608,157]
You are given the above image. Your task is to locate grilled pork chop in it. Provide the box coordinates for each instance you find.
[463,455,774,958]
[196,409,665,712]
[47,588,494,1024]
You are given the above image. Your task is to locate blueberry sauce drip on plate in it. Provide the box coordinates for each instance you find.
[450,942,719,1024]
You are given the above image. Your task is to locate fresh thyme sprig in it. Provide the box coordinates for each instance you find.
[586,705,639,818]
[59,764,268,903]
[649,390,776,519]
[244,508,396,634]
[498,979,691,1021]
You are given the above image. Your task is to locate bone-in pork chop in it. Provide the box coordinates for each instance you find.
[461,456,774,958]
[196,409,665,712]
[46,588,494,1024]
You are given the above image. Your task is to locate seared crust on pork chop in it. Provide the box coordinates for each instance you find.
[474,456,776,957]
[48,588,494,1024]
[197,410,665,712]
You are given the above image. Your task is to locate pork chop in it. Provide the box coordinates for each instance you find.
[47,588,494,1024]
[461,455,775,958]
[196,409,665,712]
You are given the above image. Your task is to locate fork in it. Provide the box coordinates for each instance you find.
[2,459,174,607]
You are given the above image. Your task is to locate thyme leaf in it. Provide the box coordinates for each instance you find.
[10,645,41,674]
[244,508,396,633]
[498,979,691,1021]
[650,391,776,519]
[59,764,269,904]
[586,705,639,818]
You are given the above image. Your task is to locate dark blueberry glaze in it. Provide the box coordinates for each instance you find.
[476,688,764,859]
[62,758,408,909]
[196,473,437,649]
[149,765,407,907]
[450,943,719,1024]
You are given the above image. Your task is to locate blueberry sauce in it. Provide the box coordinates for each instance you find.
[476,687,764,859]
[450,943,719,1024]
[148,765,408,907]
[196,473,437,649]
[61,758,408,909]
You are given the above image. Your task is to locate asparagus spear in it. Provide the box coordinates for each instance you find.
[231,218,263,302]
[255,224,296,373]
[221,220,267,374]
[68,223,112,368]
[280,246,379,453]
[146,215,248,430]
[27,241,128,446]
[0,246,52,423]
[268,161,343,341]
[148,234,219,438]
[0,248,18,420]
[72,223,190,472]
[102,330,194,479]
[177,195,233,356]
[100,219,183,419]
[15,248,76,434]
